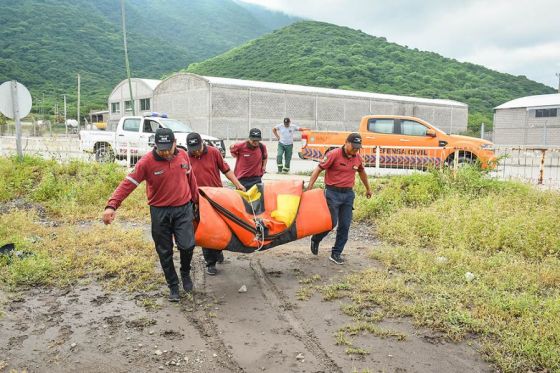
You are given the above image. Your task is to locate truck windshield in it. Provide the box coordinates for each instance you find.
[159,118,193,133]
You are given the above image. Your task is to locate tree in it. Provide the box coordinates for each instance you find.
[0,113,7,136]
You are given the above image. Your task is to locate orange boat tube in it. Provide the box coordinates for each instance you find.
[194,180,333,253]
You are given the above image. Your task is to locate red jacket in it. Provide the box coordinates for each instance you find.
[230,141,267,179]
[189,145,230,187]
[107,148,199,210]
[319,147,364,188]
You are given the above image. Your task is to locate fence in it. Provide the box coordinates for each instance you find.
[0,122,80,137]
[2,135,560,188]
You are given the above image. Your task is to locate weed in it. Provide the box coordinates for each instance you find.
[325,168,560,371]
[298,274,321,284]
[0,210,159,291]
[335,330,351,346]
[139,297,162,312]
[345,347,369,356]
[0,156,149,222]
[296,286,314,301]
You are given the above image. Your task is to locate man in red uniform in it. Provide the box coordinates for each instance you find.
[186,132,246,275]
[230,128,267,190]
[306,133,373,265]
[102,128,198,302]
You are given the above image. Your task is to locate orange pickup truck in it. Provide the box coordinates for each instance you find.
[299,115,496,168]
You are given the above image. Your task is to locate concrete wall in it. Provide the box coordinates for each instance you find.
[153,74,210,134]
[494,108,560,145]
[108,79,157,121]
[208,86,467,139]
[151,73,468,139]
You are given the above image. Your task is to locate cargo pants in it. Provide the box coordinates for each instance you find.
[277,143,293,173]
[150,202,195,289]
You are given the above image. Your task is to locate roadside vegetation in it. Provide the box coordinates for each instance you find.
[312,167,560,372]
[2,156,559,371]
[0,156,157,291]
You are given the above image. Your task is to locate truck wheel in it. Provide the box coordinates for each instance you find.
[446,154,476,168]
[95,146,115,163]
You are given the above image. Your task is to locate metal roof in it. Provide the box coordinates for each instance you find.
[137,79,161,90]
[113,78,161,92]
[199,75,467,108]
[495,93,560,110]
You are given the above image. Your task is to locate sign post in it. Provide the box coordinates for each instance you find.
[0,80,33,160]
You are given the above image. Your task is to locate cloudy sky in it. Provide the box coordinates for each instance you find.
[242,0,560,89]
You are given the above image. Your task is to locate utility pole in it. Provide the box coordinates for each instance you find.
[63,94,67,136]
[77,73,81,130]
[556,73,560,94]
[121,0,135,115]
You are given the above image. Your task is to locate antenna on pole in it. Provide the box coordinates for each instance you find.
[121,0,135,115]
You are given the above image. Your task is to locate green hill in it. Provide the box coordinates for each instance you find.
[0,0,297,118]
[187,21,555,131]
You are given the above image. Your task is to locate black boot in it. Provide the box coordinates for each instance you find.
[182,274,193,293]
[168,285,180,302]
[310,239,319,255]
[179,248,194,293]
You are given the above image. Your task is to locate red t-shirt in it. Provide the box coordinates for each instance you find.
[230,141,267,179]
[106,148,199,209]
[319,147,364,188]
[189,145,231,187]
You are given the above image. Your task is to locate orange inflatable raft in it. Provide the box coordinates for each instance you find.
[194,180,332,253]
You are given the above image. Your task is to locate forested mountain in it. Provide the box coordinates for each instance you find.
[188,21,555,130]
[0,0,297,116]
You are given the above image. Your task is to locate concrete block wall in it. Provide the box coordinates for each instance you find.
[494,108,560,145]
[151,73,468,140]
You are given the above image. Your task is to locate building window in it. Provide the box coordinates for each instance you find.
[125,100,133,111]
[111,102,120,113]
[140,98,151,111]
[535,108,558,118]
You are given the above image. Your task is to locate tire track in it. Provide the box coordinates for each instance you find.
[181,254,245,372]
[250,257,343,373]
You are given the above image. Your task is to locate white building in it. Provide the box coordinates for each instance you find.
[152,73,468,139]
[107,78,161,122]
[494,94,560,145]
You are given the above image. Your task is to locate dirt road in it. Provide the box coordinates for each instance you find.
[0,225,492,373]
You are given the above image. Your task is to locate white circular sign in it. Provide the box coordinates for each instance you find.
[0,81,33,119]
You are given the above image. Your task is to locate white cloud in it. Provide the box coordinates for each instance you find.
[241,0,560,88]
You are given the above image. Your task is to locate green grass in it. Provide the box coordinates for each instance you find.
[320,167,560,372]
[0,155,149,222]
[0,155,159,292]
[3,156,559,371]
[0,209,160,291]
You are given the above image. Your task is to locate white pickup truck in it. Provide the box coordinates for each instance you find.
[80,113,226,162]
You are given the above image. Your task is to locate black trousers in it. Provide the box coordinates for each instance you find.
[238,176,262,190]
[150,203,195,289]
[202,248,223,267]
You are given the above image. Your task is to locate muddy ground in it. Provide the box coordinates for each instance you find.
[0,224,493,373]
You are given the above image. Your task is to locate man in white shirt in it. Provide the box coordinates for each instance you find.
[272,117,305,173]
